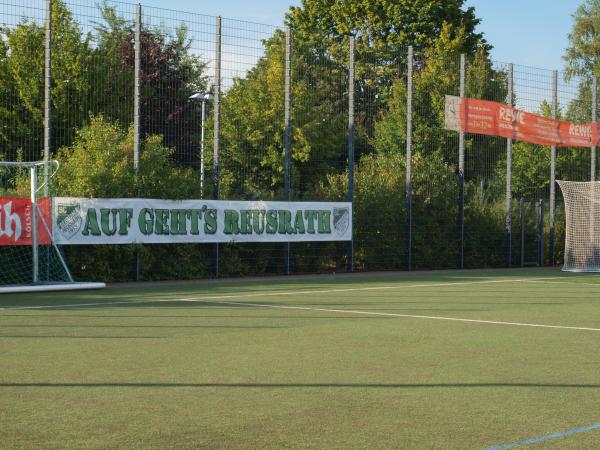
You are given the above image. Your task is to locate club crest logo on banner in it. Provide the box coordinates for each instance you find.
[333,207,350,236]
[56,201,83,240]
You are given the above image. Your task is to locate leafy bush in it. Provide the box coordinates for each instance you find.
[55,116,209,281]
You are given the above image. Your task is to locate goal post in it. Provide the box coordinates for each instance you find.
[0,160,105,293]
[557,180,600,272]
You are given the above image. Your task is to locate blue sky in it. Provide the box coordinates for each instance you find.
[138,0,579,71]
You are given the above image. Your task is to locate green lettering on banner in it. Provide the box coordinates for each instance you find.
[224,210,240,235]
[304,210,317,234]
[139,209,154,235]
[278,210,295,234]
[252,210,265,234]
[240,210,252,234]
[189,209,202,235]
[154,209,170,235]
[204,209,217,234]
[100,208,118,236]
[119,208,133,235]
[266,210,278,234]
[169,209,189,235]
[294,210,305,234]
[82,208,101,236]
[317,210,331,233]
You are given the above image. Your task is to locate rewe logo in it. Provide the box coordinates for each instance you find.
[499,107,525,125]
[0,201,22,241]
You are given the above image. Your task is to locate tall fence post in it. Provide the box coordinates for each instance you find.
[458,54,466,269]
[133,3,141,281]
[347,35,355,272]
[213,16,222,278]
[406,46,413,271]
[592,76,597,182]
[284,27,292,275]
[134,4,141,187]
[549,70,557,266]
[506,63,513,267]
[44,0,52,194]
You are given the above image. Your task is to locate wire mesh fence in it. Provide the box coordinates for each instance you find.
[1,0,597,282]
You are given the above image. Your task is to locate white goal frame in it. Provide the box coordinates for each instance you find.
[0,160,105,293]
[557,180,600,273]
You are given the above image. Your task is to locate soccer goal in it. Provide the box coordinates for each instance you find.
[0,161,105,293]
[557,180,600,272]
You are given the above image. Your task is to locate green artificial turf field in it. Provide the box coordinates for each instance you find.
[1,268,599,449]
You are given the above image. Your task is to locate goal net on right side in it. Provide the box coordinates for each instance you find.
[557,180,600,272]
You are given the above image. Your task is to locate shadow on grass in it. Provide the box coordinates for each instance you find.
[0,383,599,388]
[0,324,286,329]
[0,335,163,339]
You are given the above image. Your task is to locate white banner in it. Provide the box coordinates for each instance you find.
[53,198,352,245]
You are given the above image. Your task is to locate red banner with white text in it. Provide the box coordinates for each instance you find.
[445,95,600,147]
[0,198,52,246]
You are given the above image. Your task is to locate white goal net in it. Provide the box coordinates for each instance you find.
[557,180,600,272]
[0,161,104,293]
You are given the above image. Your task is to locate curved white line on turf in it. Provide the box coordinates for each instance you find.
[0,276,564,311]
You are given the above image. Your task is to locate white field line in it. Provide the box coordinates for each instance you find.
[191,299,600,332]
[520,280,600,288]
[1,276,598,331]
[0,277,560,311]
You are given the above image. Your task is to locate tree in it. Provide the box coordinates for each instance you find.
[218,30,347,199]
[0,1,208,166]
[113,20,208,166]
[217,0,489,200]
[286,0,486,69]
[0,0,92,160]
[287,0,489,166]
[564,0,600,80]
[372,24,506,172]
[55,115,208,281]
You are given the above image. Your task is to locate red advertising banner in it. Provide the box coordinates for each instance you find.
[0,198,52,246]
[454,97,600,147]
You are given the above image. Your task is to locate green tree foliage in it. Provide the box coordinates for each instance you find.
[322,150,505,270]
[286,0,485,68]
[564,0,600,80]
[0,1,207,165]
[219,0,489,200]
[112,20,208,165]
[373,24,506,171]
[1,1,91,159]
[55,116,208,281]
[219,30,347,199]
